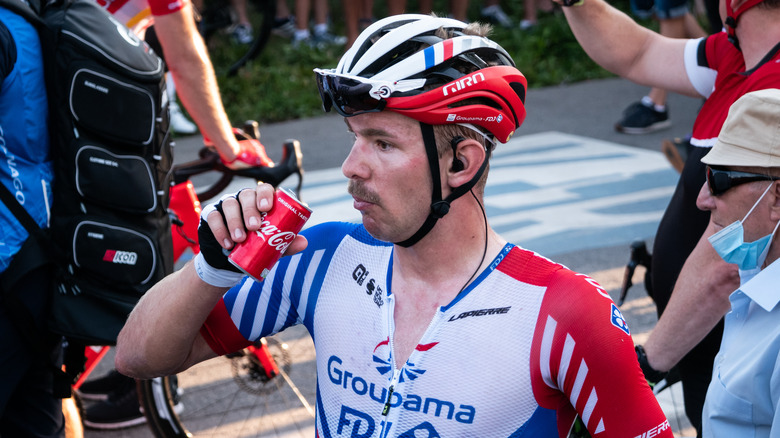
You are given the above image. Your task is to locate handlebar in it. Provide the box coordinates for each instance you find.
[171,121,304,202]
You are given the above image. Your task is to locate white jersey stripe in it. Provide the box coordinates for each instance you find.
[540,315,557,388]
[582,387,598,427]
[298,249,325,325]
[558,333,575,391]
[229,279,252,326]
[570,359,588,409]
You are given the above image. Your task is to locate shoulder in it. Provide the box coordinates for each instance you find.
[301,222,389,248]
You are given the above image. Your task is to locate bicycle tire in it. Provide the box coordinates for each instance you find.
[201,0,276,76]
[139,336,293,437]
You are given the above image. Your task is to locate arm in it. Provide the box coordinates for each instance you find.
[151,1,240,162]
[115,261,225,378]
[531,268,673,437]
[642,220,739,372]
[558,0,699,97]
[115,184,308,378]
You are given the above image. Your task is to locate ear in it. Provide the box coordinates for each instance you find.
[446,138,487,186]
[770,181,780,222]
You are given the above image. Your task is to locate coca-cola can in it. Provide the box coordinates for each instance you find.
[228,187,311,282]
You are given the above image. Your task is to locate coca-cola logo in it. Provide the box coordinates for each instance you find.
[255,221,296,253]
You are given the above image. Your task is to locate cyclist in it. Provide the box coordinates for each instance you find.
[116,15,673,437]
[101,0,267,168]
[0,1,64,436]
[556,0,780,434]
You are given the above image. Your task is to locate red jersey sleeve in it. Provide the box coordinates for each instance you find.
[529,267,673,438]
[148,0,185,16]
[199,298,253,355]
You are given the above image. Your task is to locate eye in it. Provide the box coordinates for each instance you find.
[376,140,392,151]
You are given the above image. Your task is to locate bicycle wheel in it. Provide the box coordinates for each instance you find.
[138,336,293,437]
[201,0,276,76]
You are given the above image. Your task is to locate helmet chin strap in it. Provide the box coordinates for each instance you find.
[726,0,765,49]
[394,123,489,248]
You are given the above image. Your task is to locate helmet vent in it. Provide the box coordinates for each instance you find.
[510,82,526,104]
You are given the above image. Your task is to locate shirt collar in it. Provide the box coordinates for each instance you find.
[740,258,780,312]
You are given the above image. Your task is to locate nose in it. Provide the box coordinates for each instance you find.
[696,182,715,212]
[341,138,369,180]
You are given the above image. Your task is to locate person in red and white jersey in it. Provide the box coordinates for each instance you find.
[95,0,269,168]
[115,15,673,437]
[557,0,780,434]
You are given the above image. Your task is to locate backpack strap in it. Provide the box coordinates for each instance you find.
[0,183,75,397]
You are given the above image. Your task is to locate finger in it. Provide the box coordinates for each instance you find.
[206,209,233,249]
[220,196,246,243]
[243,183,275,230]
[283,235,309,258]
[236,188,261,231]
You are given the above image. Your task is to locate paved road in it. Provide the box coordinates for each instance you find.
[84,77,701,437]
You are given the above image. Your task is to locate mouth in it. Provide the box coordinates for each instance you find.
[348,181,379,211]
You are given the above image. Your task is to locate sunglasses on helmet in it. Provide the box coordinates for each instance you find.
[706,165,780,196]
[314,68,426,117]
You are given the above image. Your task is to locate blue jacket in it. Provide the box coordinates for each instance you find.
[0,5,51,273]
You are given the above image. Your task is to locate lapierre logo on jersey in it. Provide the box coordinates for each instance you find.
[448,306,511,322]
[352,264,383,307]
[103,250,137,265]
[610,303,630,335]
[634,419,670,438]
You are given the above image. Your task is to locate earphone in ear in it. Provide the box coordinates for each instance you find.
[450,136,465,171]
[452,157,465,172]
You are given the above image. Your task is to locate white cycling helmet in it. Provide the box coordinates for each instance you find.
[315,15,528,246]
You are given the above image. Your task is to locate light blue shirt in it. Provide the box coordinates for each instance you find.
[702,259,780,438]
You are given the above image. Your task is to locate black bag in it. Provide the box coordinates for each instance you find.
[0,0,173,345]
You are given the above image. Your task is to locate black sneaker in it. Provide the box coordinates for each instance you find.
[77,370,134,401]
[83,376,145,430]
[615,100,671,134]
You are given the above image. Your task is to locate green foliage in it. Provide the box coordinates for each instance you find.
[209,1,643,125]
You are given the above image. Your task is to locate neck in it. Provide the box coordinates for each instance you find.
[392,194,505,301]
[737,8,780,69]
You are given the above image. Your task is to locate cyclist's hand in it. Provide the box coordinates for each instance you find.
[205,184,308,255]
[223,138,275,169]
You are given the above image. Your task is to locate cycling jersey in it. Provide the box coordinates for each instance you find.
[686,32,780,148]
[201,222,673,438]
[95,0,183,34]
[0,6,52,274]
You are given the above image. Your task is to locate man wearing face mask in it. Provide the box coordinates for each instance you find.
[692,88,780,437]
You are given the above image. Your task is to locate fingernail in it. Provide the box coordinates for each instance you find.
[248,216,259,227]
[234,228,244,240]
[260,198,269,209]
[223,238,233,248]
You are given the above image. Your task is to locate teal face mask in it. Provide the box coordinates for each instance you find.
[708,183,780,272]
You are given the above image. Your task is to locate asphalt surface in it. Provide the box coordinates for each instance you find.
[83,76,702,437]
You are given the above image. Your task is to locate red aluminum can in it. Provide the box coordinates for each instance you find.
[228,187,311,281]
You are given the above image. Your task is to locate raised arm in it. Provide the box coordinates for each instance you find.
[151,0,241,162]
[559,0,700,97]
[115,184,308,378]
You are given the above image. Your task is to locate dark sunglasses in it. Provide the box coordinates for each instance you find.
[314,69,425,117]
[706,166,780,196]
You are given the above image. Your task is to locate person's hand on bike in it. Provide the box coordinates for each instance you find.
[204,128,275,170]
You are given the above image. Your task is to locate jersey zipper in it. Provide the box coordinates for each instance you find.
[379,298,445,437]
